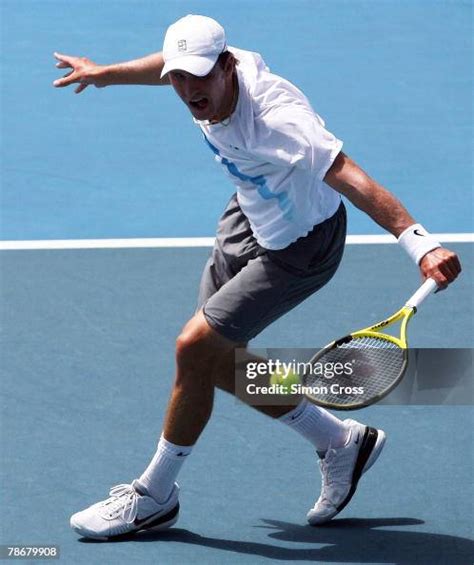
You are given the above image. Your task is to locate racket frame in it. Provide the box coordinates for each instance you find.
[302,308,417,410]
[349,304,414,349]
[302,279,437,410]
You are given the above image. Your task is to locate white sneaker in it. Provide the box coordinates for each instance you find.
[70,480,179,539]
[307,419,386,526]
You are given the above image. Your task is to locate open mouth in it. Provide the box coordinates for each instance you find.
[189,97,209,111]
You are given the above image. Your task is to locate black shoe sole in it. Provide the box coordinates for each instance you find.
[335,427,378,513]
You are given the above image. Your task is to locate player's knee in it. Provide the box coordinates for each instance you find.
[175,329,205,365]
[174,332,217,389]
[175,314,230,375]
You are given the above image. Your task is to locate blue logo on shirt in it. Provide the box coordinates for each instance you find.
[202,134,293,221]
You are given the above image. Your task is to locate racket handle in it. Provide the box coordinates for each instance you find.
[405,278,438,309]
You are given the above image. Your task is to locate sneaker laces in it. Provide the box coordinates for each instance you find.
[99,484,140,523]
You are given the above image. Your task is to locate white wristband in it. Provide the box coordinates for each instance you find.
[397,224,441,265]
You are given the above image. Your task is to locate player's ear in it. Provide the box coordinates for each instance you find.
[222,52,236,75]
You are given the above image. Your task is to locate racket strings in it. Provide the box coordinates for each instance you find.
[341,336,398,349]
[304,336,405,407]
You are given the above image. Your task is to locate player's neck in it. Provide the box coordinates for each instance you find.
[209,72,239,126]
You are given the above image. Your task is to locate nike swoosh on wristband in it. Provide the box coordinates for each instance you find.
[354,433,360,445]
[414,229,425,236]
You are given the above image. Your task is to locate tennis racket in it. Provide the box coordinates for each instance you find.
[302,278,438,409]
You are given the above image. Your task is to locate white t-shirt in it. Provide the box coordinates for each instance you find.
[195,47,343,250]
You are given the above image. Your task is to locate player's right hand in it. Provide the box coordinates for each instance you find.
[53,52,105,94]
[419,247,462,289]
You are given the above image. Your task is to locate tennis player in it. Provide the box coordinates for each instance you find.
[53,15,461,538]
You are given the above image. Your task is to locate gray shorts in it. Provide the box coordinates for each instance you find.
[197,194,347,343]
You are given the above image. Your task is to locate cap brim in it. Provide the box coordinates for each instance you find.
[160,54,217,79]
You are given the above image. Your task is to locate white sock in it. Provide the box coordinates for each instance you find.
[137,434,193,503]
[279,399,349,452]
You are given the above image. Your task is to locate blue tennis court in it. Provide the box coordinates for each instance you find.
[1,2,472,564]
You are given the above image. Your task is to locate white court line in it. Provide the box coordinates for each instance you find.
[0,233,472,250]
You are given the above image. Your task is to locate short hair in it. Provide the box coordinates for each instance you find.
[217,50,238,70]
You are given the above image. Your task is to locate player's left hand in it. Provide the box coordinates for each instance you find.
[53,52,105,94]
[419,247,461,289]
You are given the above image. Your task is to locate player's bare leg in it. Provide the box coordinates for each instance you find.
[161,310,351,448]
[163,310,237,445]
[174,320,350,452]
[212,345,295,418]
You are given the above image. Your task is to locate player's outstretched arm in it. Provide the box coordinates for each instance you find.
[53,52,170,94]
[324,151,461,288]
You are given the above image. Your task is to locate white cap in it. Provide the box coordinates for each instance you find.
[161,15,227,78]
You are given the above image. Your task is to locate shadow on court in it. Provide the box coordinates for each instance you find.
[77,517,474,564]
